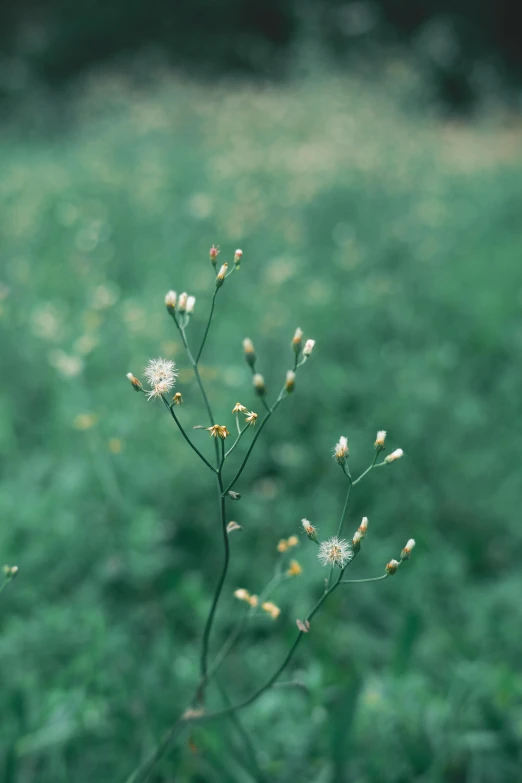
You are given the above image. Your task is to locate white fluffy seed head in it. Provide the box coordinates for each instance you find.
[186,295,196,314]
[318,537,353,568]
[143,358,177,400]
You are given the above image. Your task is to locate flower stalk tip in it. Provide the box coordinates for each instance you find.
[385,559,400,575]
[165,290,177,312]
[385,448,404,463]
[401,539,416,560]
[334,436,349,465]
[126,372,142,391]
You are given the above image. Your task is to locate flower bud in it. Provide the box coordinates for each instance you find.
[303,339,315,357]
[352,530,362,552]
[385,448,403,463]
[334,436,349,465]
[292,327,303,354]
[375,430,386,449]
[234,588,250,602]
[234,249,243,267]
[253,373,266,396]
[165,290,177,312]
[178,292,188,313]
[209,244,220,266]
[285,370,296,393]
[359,516,368,537]
[385,559,400,575]
[216,263,228,287]
[243,338,256,368]
[186,295,196,314]
[401,538,416,560]
[301,518,318,542]
[126,372,142,391]
[172,392,183,405]
[228,490,241,500]
[3,564,18,579]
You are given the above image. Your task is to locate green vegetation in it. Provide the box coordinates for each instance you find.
[1,71,522,782]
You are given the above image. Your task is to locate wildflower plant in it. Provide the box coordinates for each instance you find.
[124,247,416,782]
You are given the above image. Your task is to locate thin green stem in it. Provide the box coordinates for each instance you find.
[224,423,250,459]
[352,451,383,486]
[207,570,284,680]
[335,475,353,538]
[198,471,229,699]
[196,289,218,364]
[341,574,388,584]
[222,393,285,495]
[125,571,344,783]
[161,396,216,473]
[170,312,220,465]
[217,682,266,782]
[0,581,10,598]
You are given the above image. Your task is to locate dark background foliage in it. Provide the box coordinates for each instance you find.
[1,0,522,106]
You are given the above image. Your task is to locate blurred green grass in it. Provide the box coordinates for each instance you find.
[1,70,522,782]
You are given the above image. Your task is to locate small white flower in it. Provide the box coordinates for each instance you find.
[165,290,177,309]
[318,536,353,568]
[186,295,196,314]
[385,448,403,463]
[144,358,178,400]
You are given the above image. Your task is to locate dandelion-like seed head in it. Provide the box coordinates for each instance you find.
[144,358,177,400]
[334,435,349,465]
[318,536,353,568]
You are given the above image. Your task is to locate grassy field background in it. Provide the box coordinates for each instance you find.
[1,67,522,782]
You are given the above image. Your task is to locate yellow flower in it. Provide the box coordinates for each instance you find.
[207,424,230,439]
[277,539,288,553]
[287,535,299,548]
[248,594,258,607]
[234,588,251,602]
[232,402,247,414]
[287,559,302,577]
[245,411,258,426]
[262,601,281,620]
[172,392,183,405]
